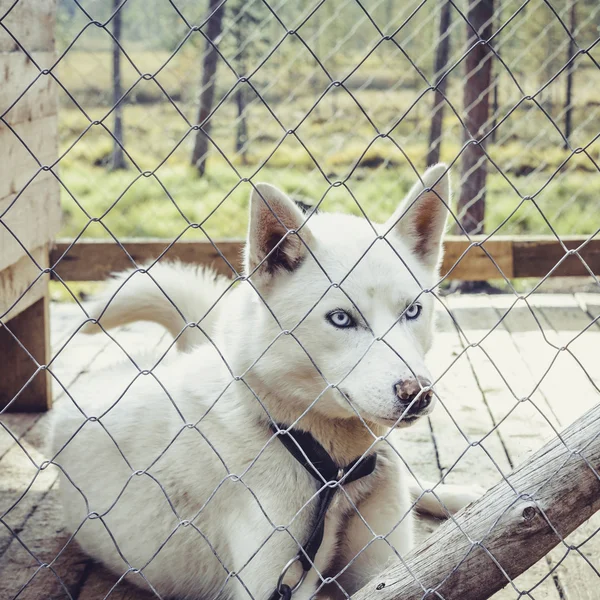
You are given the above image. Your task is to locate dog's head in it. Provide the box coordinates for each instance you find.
[240,165,451,429]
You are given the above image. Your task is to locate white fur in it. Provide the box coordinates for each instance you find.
[81,261,230,352]
[52,164,479,599]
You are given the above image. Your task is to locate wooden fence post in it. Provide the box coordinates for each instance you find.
[351,401,600,600]
[0,0,59,412]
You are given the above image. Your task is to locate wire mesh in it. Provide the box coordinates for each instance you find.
[1,1,600,599]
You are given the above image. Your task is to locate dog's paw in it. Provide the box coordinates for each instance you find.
[411,483,486,518]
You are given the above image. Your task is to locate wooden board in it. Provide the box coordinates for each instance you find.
[51,238,245,281]
[513,238,600,278]
[0,291,51,411]
[441,238,514,280]
[0,172,61,272]
[0,51,57,126]
[0,244,48,320]
[49,237,600,282]
[0,113,58,202]
[0,0,56,53]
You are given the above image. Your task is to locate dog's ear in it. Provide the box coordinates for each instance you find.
[386,164,451,271]
[246,183,313,276]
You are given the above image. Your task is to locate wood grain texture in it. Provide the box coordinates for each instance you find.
[51,238,245,280]
[513,238,600,278]
[0,0,56,52]
[0,113,58,202]
[0,244,48,320]
[0,291,51,412]
[49,236,600,282]
[351,401,600,600]
[442,238,514,280]
[0,172,61,272]
[0,52,57,125]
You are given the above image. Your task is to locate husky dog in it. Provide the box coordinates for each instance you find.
[52,164,476,600]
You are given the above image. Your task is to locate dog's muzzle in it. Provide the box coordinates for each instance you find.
[394,377,434,422]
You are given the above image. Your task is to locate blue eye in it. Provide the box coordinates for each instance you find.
[327,310,355,329]
[405,303,422,320]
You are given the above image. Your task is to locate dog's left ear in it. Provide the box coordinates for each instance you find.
[246,183,314,277]
[385,164,451,271]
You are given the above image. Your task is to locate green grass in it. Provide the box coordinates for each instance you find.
[55,50,600,243]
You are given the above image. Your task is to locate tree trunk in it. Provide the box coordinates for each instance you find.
[564,1,577,148]
[490,0,501,144]
[191,0,225,176]
[426,0,452,166]
[235,85,248,164]
[110,0,126,170]
[456,0,494,235]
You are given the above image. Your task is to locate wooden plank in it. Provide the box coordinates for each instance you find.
[49,237,600,282]
[0,290,51,412]
[51,238,245,281]
[351,400,600,600]
[513,238,600,278]
[441,238,514,280]
[0,0,56,53]
[0,244,48,321]
[450,296,561,460]
[0,172,61,272]
[436,297,561,599]
[0,113,58,202]
[0,52,57,125]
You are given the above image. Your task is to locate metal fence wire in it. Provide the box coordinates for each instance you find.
[1,0,600,599]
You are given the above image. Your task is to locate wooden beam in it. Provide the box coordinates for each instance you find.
[51,238,244,281]
[0,244,48,320]
[351,400,600,600]
[513,237,600,278]
[0,114,58,201]
[49,236,600,282]
[0,290,51,412]
[0,52,57,127]
[0,244,51,412]
[442,237,514,280]
[0,0,56,53]
[0,172,61,272]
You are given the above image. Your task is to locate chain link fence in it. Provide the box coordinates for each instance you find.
[1,1,600,599]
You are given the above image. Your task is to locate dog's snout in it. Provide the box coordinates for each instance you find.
[394,377,433,415]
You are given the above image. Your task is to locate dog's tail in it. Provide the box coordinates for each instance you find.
[81,262,231,352]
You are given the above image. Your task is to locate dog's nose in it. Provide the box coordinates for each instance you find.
[394,377,433,415]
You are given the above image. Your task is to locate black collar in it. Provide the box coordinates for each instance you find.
[270,423,378,586]
[272,424,378,486]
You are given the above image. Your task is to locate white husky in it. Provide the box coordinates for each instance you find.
[52,164,476,600]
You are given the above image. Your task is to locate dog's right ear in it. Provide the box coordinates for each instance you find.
[385,164,451,272]
[245,183,314,277]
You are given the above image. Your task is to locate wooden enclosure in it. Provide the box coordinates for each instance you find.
[0,0,60,412]
[50,235,600,282]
